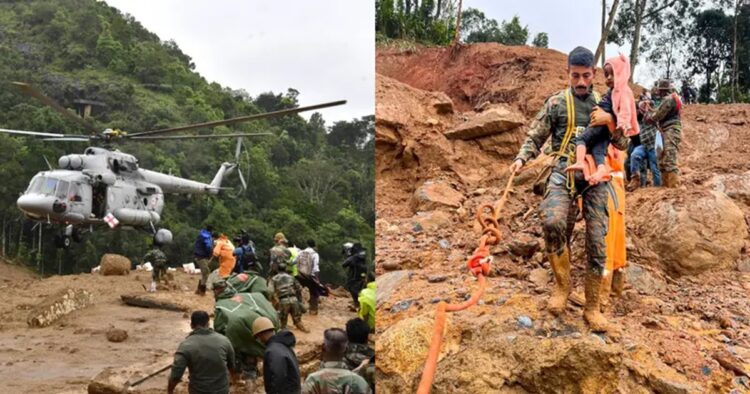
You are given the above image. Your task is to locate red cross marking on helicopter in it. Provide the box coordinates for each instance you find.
[104,213,119,228]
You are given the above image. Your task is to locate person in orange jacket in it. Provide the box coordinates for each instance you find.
[213,233,237,278]
[601,145,627,309]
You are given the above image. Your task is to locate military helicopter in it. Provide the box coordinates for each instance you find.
[2,82,345,248]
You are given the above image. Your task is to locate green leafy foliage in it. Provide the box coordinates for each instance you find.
[0,0,374,285]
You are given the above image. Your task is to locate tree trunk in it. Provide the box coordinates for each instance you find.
[2,216,5,257]
[629,0,647,82]
[595,0,621,67]
[733,0,739,102]
[601,0,606,68]
[452,0,463,46]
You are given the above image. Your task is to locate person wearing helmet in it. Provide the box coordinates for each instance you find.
[342,243,368,309]
[269,261,309,333]
[253,317,301,394]
[269,232,292,277]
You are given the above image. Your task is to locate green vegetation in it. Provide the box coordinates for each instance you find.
[0,0,374,285]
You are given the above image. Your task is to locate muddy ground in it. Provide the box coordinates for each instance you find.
[0,259,353,393]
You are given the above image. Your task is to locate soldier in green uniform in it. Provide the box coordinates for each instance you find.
[302,328,371,394]
[144,241,168,293]
[269,232,292,277]
[509,46,628,333]
[269,262,309,333]
[645,79,682,187]
[344,318,375,390]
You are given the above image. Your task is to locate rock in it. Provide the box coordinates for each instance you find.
[475,130,524,160]
[710,171,750,205]
[27,288,94,328]
[631,190,745,277]
[444,106,524,140]
[427,275,447,283]
[517,315,533,329]
[624,349,701,394]
[412,180,464,211]
[412,210,452,232]
[625,264,666,295]
[717,312,735,329]
[738,258,750,273]
[376,271,410,308]
[105,328,128,343]
[528,268,549,288]
[99,254,131,276]
[713,351,749,377]
[89,357,172,394]
[376,314,461,388]
[432,93,454,114]
[381,261,400,271]
[508,233,541,259]
[438,239,450,249]
[390,299,414,313]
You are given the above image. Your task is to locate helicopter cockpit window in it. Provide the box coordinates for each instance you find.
[68,183,82,202]
[41,178,58,195]
[27,176,43,194]
[55,180,70,200]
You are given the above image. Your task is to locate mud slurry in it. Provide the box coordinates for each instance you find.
[376,42,750,393]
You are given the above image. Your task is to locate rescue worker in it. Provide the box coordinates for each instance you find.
[645,79,683,187]
[344,318,375,389]
[168,311,235,394]
[235,233,262,275]
[294,239,326,315]
[357,281,376,331]
[342,242,368,310]
[193,225,214,296]
[509,46,628,333]
[302,328,371,394]
[269,262,309,333]
[212,233,236,278]
[144,241,168,293]
[628,97,661,190]
[269,232,291,277]
[253,317,301,394]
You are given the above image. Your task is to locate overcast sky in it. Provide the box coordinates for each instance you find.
[465,0,659,85]
[104,0,374,126]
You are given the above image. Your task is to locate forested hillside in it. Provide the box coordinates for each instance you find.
[0,0,374,284]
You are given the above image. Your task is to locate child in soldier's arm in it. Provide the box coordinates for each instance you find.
[567,54,639,184]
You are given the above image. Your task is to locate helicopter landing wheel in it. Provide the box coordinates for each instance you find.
[72,227,84,243]
[54,235,71,249]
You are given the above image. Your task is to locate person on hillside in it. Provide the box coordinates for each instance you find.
[213,233,236,278]
[253,317,301,394]
[294,239,327,315]
[509,46,628,333]
[168,311,235,394]
[193,225,215,296]
[565,54,638,184]
[234,232,261,275]
[302,328,371,394]
[269,262,309,333]
[144,240,169,293]
[357,281,376,331]
[645,79,683,187]
[342,242,368,310]
[628,97,662,190]
[344,318,375,389]
[269,232,291,277]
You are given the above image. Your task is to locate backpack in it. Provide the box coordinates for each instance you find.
[297,249,315,276]
[194,232,212,257]
[241,243,257,266]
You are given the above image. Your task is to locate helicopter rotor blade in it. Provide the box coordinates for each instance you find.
[0,128,68,138]
[41,137,92,142]
[129,132,272,141]
[12,82,99,135]
[234,138,243,160]
[128,100,346,137]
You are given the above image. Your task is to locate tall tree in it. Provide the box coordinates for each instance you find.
[595,0,620,67]
[532,32,549,48]
[687,8,732,102]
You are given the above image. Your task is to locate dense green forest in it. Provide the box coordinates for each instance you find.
[0,0,374,285]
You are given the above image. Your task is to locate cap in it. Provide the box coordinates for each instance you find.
[274,232,287,243]
[657,79,672,91]
[252,317,275,336]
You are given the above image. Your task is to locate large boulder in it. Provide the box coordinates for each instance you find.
[376,270,410,308]
[710,171,750,206]
[100,254,131,276]
[412,180,464,212]
[444,105,524,140]
[630,190,746,277]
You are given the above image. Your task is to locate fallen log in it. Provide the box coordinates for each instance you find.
[27,288,94,327]
[120,293,187,312]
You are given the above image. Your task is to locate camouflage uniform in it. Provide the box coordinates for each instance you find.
[269,272,303,329]
[344,343,375,389]
[269,245,291,277]
[144,248,168,283]
[302,361,371,394]
[647,93,682,174]
[515,88,628,274]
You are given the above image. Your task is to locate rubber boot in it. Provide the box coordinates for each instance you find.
[584,270,611,333]
[547,248,572,316]
[195,280,203,295]
[612,269,625,297]
[663,172,680,188]
[198,284,207,296]
[599,270,613,313]
[626,173,641,192]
